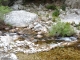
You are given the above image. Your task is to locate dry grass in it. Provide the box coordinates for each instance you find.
[16,46,80,60]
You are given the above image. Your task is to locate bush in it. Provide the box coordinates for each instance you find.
[52,16,61,22]
[61,4,66,11]
[49,22,75,37]
[0,5,12,20]
[52,9,60,17]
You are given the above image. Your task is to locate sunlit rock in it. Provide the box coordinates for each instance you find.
[55,37,77,42]
[1,53,18,60]
[4,10,38,27]
[59,9,80,24]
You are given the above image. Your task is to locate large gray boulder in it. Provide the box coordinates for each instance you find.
[65,0,80,9]
[4,10,38,27]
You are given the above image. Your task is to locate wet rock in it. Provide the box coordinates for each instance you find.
[56,37,77,42]
[4,10,38,27]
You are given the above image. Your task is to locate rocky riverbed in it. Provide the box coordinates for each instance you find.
[0,0,80,60]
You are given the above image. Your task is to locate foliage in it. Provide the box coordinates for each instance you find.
[0,5,12,20]
[49,22,75,37]
[52,16,61,22]
[52,9,60,17]
[61,4,66,11]
[46,4,56,10]
[0,0,9,5]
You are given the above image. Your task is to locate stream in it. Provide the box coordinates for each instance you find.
[0,0,80,60]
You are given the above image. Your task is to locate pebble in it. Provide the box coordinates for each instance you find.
[5,27,10,30]
[37,34,43,38]
[9,29,16,33]
[37,32,42,35]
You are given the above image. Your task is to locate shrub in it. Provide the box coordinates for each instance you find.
[49,22,75,37]
[0,5,12,20]
[52,9,60,17]
[52,16,61,22]
[61,4,66,11]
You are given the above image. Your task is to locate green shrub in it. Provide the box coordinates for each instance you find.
[52,9,60,17]
[52,16,61,22]
[46,4,56,10]
[0,6,12,20]
[49,22,75,37]
[61,4,66,11]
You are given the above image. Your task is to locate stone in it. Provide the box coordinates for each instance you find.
[56,37,77,42]
[9,53,18,60]
[65,0,80,9]
[11,4,25,10]
[37,34,43,38]
[59,9,80,24]
[1,57,12,60]
[1,53,18,60]
[0,31,2,36]
[4,10,38,27]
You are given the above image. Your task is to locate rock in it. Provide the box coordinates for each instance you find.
[34,23,43,31]
[37,32,42,35]
[65,0,80,9]
[1,57,12,60]
[59,9,80,24]
[9,29,16,33]
[11,4,25,10]
[37,35,43,38]
[4,10,38,27]
[11,4,19,10]
[1,53,18,60]
[0,31,2,36]
[56,37,77,42]
[9,53,18,60]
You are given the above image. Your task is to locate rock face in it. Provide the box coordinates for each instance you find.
[4,10,38,27]
[65,0,80,9]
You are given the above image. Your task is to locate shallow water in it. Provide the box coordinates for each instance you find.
[16,46,80,60]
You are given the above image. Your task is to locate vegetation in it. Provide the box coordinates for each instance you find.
[61,4,66,11]
[52,9,60,17]
[0,5,12,20]
[0,0,9,6]
[49,22,75,37]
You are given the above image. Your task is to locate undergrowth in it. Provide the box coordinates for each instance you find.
[0,5,12,20]
[49,22,75,37]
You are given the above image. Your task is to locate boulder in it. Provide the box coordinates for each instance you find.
[4,10,38,27]
[59,9,80,24]
[65,0,80,9]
